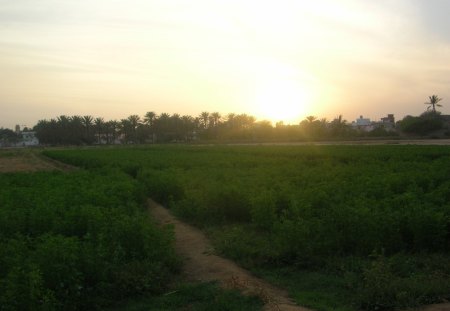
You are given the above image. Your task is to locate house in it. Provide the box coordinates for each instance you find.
[352,116,375,132]
[379,114,396,131]
[19,131,39,146]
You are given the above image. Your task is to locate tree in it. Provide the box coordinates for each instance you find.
[70,115,84,144]
[143,111,157,143]
[0,128,19,146]
[126,115,141,143]
[398,114,443,136]
[305,116,317,123]
[210,112,222,127]
[425,95,443,113]
[199,112,210,129]
[94,117,105,144]
[330,115,349,137]
[105,120,119,144]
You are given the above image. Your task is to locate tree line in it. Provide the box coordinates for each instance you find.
[5,94,446,146]
[31,111,396,145]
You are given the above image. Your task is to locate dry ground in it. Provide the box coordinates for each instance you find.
[148,199,310,311]
[148,200,450,311]
[0,149,75,172]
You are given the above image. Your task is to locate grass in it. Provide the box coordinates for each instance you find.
[109,282,263,311]
[253,268,356,311]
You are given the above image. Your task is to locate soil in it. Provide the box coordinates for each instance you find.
[148,200,450,311]
[148,199,312,311]
[0,149,75,173]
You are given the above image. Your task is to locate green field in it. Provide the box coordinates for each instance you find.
[42,145,450,310]
[2,145,449,310]
[0,156,262,311]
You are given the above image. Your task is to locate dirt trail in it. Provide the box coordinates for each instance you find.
[149,200,450,311]
[148,199,310,311]
[0,149,75,173]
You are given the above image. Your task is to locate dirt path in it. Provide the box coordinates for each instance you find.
[0,149,75,173]
[148,199,310,311]
[149,200,309,311]
[149,200,450,311]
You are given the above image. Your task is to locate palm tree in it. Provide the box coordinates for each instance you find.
[82,115,94,144]
[143,111,157,143]
[331,114,348,137]
[56,115,71,144]
[94,117,104,144]
[305,116,317,123]
[199,111,210,129]
[105,120,119,144]
[155,113,171,142]
[425,95,443,113]
[226,113,236,129]
[119,119,132,143]
[181,115,194,141]
[210,112,222,127]
[70,115,84,144]
[127,115,141,143]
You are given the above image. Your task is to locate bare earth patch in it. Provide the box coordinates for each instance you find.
[148,200,450,311]
[149,199,311,311]
[0,149,75,173]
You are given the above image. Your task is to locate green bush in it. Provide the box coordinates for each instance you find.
[0,170,180,310]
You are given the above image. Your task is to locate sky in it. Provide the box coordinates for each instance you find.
[1,0,450,129]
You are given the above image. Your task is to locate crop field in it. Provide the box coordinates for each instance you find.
[42,145,450,310]
[0,149,263,311]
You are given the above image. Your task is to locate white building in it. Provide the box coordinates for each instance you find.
[19,131,39,146]
[352,116,374,132]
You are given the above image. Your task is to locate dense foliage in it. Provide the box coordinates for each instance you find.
[397,112,444,135]
[0,128,19,147]
[32,111,404,146]
[0,169,179,311]
[45,145,450,310]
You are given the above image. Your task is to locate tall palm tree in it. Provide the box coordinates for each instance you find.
[56,115,71,144]
[127,115,141,128]
[181,115,194,141]
[425,95,443,113]
[119,119,132,143]
[210,112,222,127]
[94,117,104,144]
[226,113,236,128]
[70,115,84,144]
[199,111,210,129]
[330,114,348,137]
[155,113,170,142]
[126,115,141,143]
[305,116,317,123]
[82,115,94,144]
[143,111,157,143]
[105,120,119,144]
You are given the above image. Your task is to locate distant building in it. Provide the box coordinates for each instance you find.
[352,116,374,132]
[355,115,371,126]
[351,114,397,133]
[19,131,39,146]
[379,114,396,131]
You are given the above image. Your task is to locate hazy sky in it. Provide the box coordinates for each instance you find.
[1,0,449,129]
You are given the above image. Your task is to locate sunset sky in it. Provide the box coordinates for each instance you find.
[1,0,449,129]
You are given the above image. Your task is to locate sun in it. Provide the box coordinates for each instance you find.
[252,79,309,124]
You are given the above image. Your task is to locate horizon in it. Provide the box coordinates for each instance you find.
[1,1,450,129]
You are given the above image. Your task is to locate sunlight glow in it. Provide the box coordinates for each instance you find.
[252,78,310,124]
